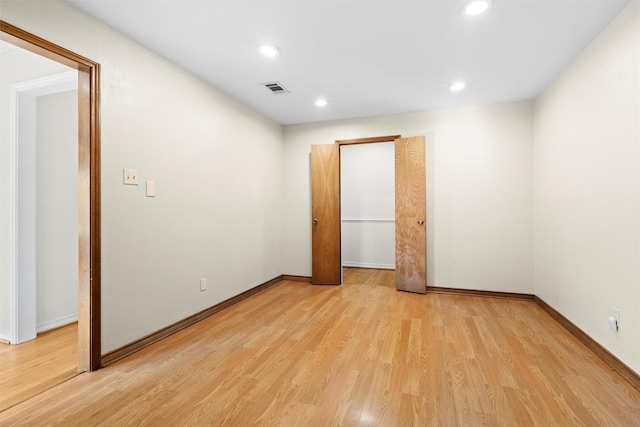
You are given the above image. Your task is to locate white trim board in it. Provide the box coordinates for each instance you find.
[37,313,78,334]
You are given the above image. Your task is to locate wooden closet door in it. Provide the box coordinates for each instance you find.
[311,144,341,285]
[395,136,426,293]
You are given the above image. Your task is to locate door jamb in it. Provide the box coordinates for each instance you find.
[1,21,102,371]
[336,135,401,146]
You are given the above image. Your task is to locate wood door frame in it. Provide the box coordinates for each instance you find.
[1,21,102,371]
[336,135,401,146]
[333,135,401,282]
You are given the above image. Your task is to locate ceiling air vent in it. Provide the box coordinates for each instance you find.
[262,81,289,94]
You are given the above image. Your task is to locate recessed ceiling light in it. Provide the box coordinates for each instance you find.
[463,0,491,16]
[449,82,466,91]
[259,45,279,57]
[315,99,328,107]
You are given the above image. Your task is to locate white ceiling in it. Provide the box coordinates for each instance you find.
[65,0,629,125]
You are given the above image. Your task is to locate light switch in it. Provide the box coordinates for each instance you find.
[146,180,155,197]
[123,169,139,185]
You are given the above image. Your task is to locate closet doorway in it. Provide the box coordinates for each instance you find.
[311,135,426,293]
[341,141,395,269]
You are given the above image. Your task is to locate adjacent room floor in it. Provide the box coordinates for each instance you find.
[0,323,78,411]
[1,268,639,425]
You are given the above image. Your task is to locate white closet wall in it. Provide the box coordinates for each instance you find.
[341,142,395,269]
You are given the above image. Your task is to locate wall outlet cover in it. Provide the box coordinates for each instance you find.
[612,307,620,327]
[123,168,139,185]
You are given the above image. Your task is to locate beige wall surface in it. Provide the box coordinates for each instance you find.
[0,1,284,353]
[534,1,640,373]
[283,101,535,294]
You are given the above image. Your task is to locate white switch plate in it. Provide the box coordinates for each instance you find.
[146,180,155,197]
[123,169,139,185]
[200,278,207,292]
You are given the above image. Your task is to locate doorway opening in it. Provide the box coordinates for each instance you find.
[0,20,101,409]
[10,70,78,344]
[311,135,427,293]
[0,67,80,410]
[339,139,396,286]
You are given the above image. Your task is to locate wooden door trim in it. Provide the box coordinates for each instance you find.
[1,21,102,371]
[335,135,401,145]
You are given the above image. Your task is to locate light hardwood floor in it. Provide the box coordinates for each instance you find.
[1,269,639,425]
[0,323,78,411]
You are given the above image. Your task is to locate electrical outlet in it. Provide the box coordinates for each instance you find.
[123,169,139,185]
[200,278,207,292]
[612,307,621,327]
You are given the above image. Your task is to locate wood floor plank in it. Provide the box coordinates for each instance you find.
[0,323,78,411]
[2,268,639,426]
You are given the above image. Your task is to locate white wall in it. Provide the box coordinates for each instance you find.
[284,101,534,294]
[0,1,284,353]
[0,47,71,339]
[36,90,79,331]
[534,1,639,374]
[341,142,395,269]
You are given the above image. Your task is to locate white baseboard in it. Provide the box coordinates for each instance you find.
[37,313,78,333]
[0,330,10,343]
[343,262,395,270]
